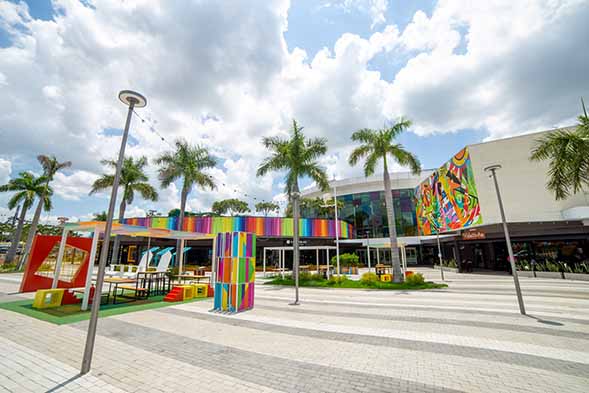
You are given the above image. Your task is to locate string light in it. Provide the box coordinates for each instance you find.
[130,110,287,213]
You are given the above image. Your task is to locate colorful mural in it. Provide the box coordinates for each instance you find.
[415,148,482,235]
[120,216,353,239]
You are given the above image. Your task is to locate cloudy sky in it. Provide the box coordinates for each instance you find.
[0,0,588,223]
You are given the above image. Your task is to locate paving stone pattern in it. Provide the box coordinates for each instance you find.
[0,269,588,392]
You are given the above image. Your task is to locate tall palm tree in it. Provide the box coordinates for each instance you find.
[0,172,50,264]
[349,119,421,283]
[90,156,158,263]
[530,100,589,200]
[257,119,329,304]
[155,140,216,243]
[20,155,71,269]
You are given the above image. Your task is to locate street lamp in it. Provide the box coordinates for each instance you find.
[429,216,444,281]
[484,164,526,315]
[81,90,147,374]
[290,190,301,305]
[322,180,340,276]
[365,230,371,273]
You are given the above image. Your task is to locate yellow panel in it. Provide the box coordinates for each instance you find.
[32,289,64,309]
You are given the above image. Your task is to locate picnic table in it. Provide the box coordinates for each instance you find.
[174,274,210,285]
[99,277,138,304]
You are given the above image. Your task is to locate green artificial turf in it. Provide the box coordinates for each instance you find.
[0,294,209,325]
[265,276,447,290]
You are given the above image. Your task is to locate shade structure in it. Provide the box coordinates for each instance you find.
[65,221,214,240]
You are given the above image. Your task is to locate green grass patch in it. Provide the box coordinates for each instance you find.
[265,275,447,290]
[0,294,209,325]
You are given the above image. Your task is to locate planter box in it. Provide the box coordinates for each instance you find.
[339,266,359,275]
[516,270,535,278]
[564,272,589,281]
[433,266,458,273]
[534,271,564,279]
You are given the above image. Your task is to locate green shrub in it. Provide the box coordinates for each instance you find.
[327,275,349,286]
[360,272,379,286]
[405,272,425,285]
[330,253,360,267]
[0,263,17,272]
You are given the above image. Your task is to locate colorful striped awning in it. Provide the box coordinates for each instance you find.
[64,221,213,240]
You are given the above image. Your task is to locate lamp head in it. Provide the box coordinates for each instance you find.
[118,90,147,108]
[483,164,502,173]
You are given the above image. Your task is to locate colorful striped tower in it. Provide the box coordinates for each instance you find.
[213,232,256,313]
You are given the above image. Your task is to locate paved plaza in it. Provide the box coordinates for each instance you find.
[0,269,588,393]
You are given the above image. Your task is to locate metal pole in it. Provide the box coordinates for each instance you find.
[326,248,330,279]
[178,238,185,274]
[52,227,69,289]
[437,231,444,281]
[366,236,371,273]
[316,248,319,273]
[263,247,267,277]
[81,94,138,375]
[82,231,100,311]
[488,166,526,315]
[334,183,340,277]
[292,191,300,305]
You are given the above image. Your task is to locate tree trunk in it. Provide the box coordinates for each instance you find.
[5,205,27,264]
[176,186,188,259]
[110,199,126,265]
[18,193,45,270]
[292,182,300,304]
[383,159,403,283]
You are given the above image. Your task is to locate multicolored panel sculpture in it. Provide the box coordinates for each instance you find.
[213,232,256,313]
[415,147,483,235]
[121,216,353,239]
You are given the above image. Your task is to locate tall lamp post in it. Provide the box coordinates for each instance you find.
[484,164,526,315]
[429,216,444,281]
[323,179,340,276]
[365,230,371,273]
[81,90,147,374]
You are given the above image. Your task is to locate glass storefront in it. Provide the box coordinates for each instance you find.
[302,189,418,238]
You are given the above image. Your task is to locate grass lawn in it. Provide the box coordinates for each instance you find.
[0,294,209,325]
[265,276,447,290]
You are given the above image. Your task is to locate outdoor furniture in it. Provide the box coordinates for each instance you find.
[375,264,390,277]
[115,278,149,304]
[188,275,210,284]
[137,271,170,296]
[100,277,137,304]
[32,289,64,309]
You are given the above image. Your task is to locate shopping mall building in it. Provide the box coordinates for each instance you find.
[114,127,588,272]
[303,127,589,271]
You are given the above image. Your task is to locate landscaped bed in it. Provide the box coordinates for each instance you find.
[265,272,447,290]
[0,295,208,325]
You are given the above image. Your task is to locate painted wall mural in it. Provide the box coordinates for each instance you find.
[415,148,482,235]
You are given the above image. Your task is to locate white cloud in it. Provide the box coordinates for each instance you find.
[0,158,11,185]
[0,0,587,219]
[326,0,388,29]
[51,170,99,201]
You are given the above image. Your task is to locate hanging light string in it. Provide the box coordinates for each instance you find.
[130,109,286,213]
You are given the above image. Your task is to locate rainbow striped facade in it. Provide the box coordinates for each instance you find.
[213,232,255,313]
[120,216,353,238]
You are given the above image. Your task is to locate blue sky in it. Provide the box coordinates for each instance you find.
[0,0,587,223]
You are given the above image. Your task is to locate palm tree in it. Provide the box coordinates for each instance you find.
[530,99,589,200]
[0,172,50,264]
[20,155,71,269]
[349,119,421,283]
[155,140,216,242]
[257,119,329,304]
[255,201,280,216]
[90,156,158,263]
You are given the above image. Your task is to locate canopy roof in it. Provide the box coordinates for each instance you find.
[65,221,213,240]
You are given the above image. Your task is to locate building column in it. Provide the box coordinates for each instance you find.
[82,231,100,311]
[263,247,267,277]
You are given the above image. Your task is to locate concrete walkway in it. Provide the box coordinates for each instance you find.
[0,268,588,392]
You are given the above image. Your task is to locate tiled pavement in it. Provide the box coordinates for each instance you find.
[0,269,588,392]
